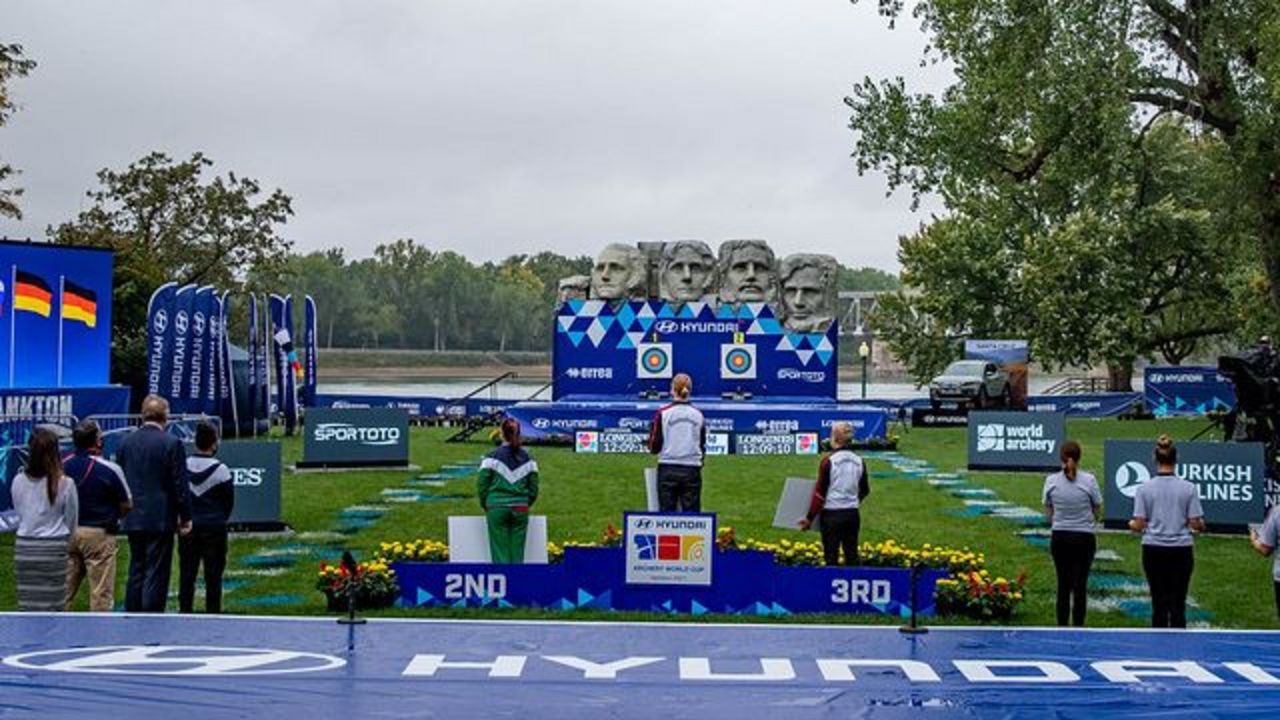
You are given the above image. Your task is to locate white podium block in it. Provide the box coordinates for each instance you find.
[447,515,548,564]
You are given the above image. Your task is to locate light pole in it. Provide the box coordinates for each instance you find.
[858,341,870,399]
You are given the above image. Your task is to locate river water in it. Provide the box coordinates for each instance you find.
[318,376,1104,402]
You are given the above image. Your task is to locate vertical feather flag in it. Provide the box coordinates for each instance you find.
[303,294,318,407]
[146,282,178,397]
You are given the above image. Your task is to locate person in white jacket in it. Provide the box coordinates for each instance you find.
[648,373,707,512]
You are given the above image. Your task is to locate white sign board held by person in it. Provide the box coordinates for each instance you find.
[447,516,548,564]
[773,477,820,531]
[644,468,659,512]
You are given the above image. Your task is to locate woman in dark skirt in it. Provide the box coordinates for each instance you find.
[11,428,79,611]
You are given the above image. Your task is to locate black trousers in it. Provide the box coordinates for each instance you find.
[657,464,702,513]
[819,508,861,566]
[1049,530,1096,627]
[126,531,174,613]
[178,527,229,614]
[1142,544,1195,628]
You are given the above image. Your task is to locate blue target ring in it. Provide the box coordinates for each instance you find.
[641,347,670,374]
[725,348,753,375]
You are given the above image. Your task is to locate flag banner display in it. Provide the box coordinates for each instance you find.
[303,294,318,407]
[256,296,270,423]
[145,282,177,397]
[268,294,287,421]
[246,293,259,426]
[189,286,213,413]
[283,294,299,431]
[166,284,197,412]
[0,242,113,389]
[219,291,238,432]
[205,292,222,416]
[1143,366,1236,417]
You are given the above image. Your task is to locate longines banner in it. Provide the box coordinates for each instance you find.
[219,441,282,527]
[1103,440,1265,530]
[966,411,1065,471]
[300,407,410,468]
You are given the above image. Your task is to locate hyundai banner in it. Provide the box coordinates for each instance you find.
[1103,440,1265,531]
[967,410,1065,471]
[1143,366,1236,417]
[145,282,177,397]
[625,512,715,586]
[219,440,283,528]
[300,407,410,468]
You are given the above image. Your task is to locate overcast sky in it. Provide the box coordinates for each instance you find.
[3,1,949,271]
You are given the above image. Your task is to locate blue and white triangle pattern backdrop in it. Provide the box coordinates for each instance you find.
[553,300,837,400]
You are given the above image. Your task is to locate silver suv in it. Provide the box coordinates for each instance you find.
[929,360,1011,409]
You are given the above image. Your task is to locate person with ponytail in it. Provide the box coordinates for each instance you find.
[11,428,79,611]
[1042,440,1101,626]
[477,418,539,564]
[648,373,707,512]
[1130,434,1205,628]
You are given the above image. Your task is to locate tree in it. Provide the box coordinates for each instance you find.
[850,0,1270,386]
[0,43,36,219]
[837,265,901,292]
[50,152,293,388]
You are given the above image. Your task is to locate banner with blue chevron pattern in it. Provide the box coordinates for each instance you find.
[553,300,837,399]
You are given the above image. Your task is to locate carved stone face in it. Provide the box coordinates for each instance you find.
[557,275,590,303]
[780,254,836,332]
[590,244,646,300]
[659,241,716,302]
[719,241,777,303]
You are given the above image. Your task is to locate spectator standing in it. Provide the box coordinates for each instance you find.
[117,395,192,612]
[64,420,132,611]
[1250,506,1280,620]
[1130,435,1205,628]
[178,422,235,613]
[647,373,707,512]
[11,429,78,611]
[798,422,870,566]
[1042,440,1102,627]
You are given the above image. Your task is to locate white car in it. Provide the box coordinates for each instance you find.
[929,360,1011,409]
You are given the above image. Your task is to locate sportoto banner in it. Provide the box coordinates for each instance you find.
[1103,440,1265,531]
[1143,366,1236,417]
[300,407,410,468]
[624,512,715,586]
[967,410,1065,471]
[219,440,283,528]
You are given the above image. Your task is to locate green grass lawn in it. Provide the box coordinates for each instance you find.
[2,416,1276,628]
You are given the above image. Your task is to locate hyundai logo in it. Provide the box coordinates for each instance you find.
[152,309,169,334]
[532,418,551,429]
[192,312,206,336]
[174,311,189,336]
[2,645,346,676]
[654,320,679,334]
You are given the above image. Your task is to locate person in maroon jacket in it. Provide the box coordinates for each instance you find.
[798,422,870,566]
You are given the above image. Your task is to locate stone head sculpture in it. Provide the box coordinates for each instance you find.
[718,239,777,304]
[556,275,590,303]
[658,240,717,303]
[779,253,838,333]
[589,243,647,301]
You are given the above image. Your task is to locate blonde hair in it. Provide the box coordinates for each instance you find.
[671,373,693,401]
[141,394,169,423]
[831,421,853,448]
[1154,434,1176,466]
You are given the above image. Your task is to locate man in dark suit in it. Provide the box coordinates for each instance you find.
[117,395,192,612]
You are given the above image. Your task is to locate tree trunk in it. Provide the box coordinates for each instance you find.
[326,317,335,349]
[1106,361,1134,392]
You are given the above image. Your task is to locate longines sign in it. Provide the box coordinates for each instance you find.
[219,441,282,527]
[301,407,410,468]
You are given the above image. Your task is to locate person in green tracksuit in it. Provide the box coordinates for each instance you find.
[477,419,540,564]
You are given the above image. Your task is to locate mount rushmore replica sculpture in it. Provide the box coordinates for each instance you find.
[557,240,837,333]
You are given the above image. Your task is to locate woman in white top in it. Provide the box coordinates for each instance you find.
[1042,440,1102,626]
[11,428,78,611]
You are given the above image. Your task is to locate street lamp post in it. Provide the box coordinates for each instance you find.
[858,341,870,399]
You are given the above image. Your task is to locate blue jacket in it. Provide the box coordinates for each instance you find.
[63,450,131,531]
[116,424,192,533]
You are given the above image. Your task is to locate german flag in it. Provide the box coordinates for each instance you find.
[62,280,97,328]
[14,270,52,318]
